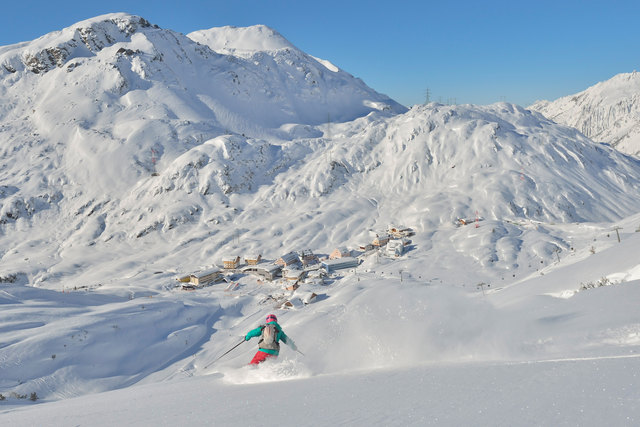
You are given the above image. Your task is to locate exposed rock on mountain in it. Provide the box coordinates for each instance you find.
[530,71,640,156]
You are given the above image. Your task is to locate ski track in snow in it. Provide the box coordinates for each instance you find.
[512,353,640,365]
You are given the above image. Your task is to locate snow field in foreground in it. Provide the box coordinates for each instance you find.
[1,354,639,426]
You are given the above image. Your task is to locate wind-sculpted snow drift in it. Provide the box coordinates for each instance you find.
[1,13,640,410]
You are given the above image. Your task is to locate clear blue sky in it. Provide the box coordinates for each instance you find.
[2,0,639,107]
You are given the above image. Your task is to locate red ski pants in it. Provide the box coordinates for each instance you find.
[249,350,277,365]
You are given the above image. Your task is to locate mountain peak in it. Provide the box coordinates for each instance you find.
[529,71,640,156]
[30,12,154,49]
[1,13,157,75]
[188,24,294,57]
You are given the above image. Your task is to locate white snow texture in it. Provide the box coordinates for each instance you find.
[1,13,640,426]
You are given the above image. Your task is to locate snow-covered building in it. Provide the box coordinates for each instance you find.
[275,251,301,267]
[358,242,374,252]
[329,247,351,259]
[386,240,404,257]
[372,234,391,247]
[186,269,223,286]
[244,254,262,265]
[176,275,192,284]
[283,268,307,282]
[242,263,282,281]
[321,257,359,273]
[298,249,319,266]
[387,225,414,238]
[223,256,241,269]
[284,283,300,292]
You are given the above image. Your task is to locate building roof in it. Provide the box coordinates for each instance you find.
[322,257,359,268]
[283,269,306,279]
[242,263,282,274]
[191,268,222,277]
[278,251,300,264]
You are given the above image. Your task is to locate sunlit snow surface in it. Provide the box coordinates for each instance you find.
[530,71,640,156]
[1,13,640,426]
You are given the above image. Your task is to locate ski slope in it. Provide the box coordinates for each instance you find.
[1,218,639,425]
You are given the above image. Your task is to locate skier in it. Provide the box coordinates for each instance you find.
[244,314,298,365]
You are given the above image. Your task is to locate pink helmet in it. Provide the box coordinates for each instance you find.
[266,314,278,323]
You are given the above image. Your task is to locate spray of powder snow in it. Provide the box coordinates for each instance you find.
[204,279,546,382]
[220,358,312,384]
[289,280,537,374]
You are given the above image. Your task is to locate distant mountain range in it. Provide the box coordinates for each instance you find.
[529,71,640,156]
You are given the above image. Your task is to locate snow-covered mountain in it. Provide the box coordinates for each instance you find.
[529,71,640,156]
[1,13,640,422]
[0,12,404,279]
[1,12,640,289]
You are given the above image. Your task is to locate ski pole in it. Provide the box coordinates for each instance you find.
[295,349,305,356]
[205,339,245,369]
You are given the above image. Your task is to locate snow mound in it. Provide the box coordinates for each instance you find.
[187,25,294,56]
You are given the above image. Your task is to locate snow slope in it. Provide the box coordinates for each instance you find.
[530,71,640,156]
[2,356,640,426]
[1,217,639,425]
[1,13,640,425]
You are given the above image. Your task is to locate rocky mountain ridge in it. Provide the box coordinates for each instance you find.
[529,71,640,156]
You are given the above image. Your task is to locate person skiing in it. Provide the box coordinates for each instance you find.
[244,314,298,365]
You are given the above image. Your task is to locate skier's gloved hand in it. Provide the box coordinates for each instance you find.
[244,335,250,341]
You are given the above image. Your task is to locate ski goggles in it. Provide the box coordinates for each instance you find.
[266,314,278,323]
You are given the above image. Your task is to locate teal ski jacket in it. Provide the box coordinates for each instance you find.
[245,321,297,356]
